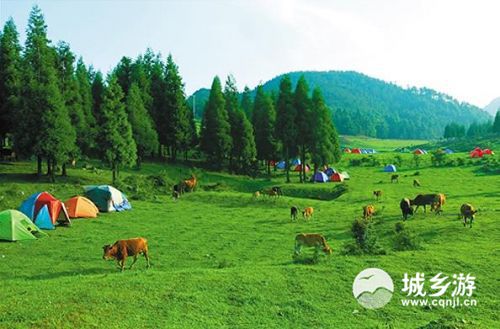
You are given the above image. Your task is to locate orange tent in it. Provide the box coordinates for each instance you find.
[344,148,352,153]
[64,196,99,218]
[331,173,344,182]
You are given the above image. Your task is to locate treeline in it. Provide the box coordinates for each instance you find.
[443,111,500,139]
[0,6,341,182]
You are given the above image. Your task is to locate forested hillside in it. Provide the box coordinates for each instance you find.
[189,71,491,139]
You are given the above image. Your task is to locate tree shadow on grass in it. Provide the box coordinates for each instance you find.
[21,267,111,281]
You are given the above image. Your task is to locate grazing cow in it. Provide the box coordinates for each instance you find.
[302,207,314,220]
[461,204,477,228]
[400,198,414,221]
[173,183,185,196]
[373,190,382,201]
[413,179,421,187]
[172,190,180,201]
[391,174,399,183]
[363,205,375,219]
[265,189,279,198]
[290,206,299,221]
[253,191,261,199]
[271,186,283,197]
[183,174,197,192]
[410,194,443,213]
[102,238,151,272]
[294,233,332,256]
[430,193,446,214]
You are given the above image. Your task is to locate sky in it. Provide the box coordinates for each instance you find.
[1,0,499,108]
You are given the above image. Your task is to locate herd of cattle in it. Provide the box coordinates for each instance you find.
[102,172,480,270]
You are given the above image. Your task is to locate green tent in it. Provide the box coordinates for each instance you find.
[0,209,46,241]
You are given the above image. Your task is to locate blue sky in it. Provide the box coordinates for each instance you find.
[1,0,498,107]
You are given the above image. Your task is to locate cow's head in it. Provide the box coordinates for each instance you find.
[102,244,116,260]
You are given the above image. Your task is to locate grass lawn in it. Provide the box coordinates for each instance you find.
[0,152,498,328]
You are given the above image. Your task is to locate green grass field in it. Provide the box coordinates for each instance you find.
[340,135,428,152]
[0,150,499,328]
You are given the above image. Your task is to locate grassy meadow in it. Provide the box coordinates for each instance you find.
[0,148,499,328]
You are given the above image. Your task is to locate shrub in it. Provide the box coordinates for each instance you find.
[393,222,421,251]
[343,218,385,255]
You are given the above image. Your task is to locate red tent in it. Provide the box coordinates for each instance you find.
[352,148,362,154]
[414,149,426,155]
[34,192,69,224]
[470,147,483,158]
[483,149,494,155]
[294,164,310,172]
[331,173,344,182]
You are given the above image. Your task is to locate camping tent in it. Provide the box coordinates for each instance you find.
[331,172,344,182]
[324,167,336,176]
[312,172,329,182]
[0,209,46,241]
[383,164,397,172]
[470,147,483,158]
[414,149,427,155]
[340,171,350,180]
[84,185,131,212]
[291,158,301,166]
[483,149,494,155]
[34,205,55,230]
[275,161,286,169]
[444,149,454,154]
[352,148,362,154]
[294,164,310,172]
[65,196,99,218]
[364,149,377,154]
[343,148,351,153]
[19,192,70,226]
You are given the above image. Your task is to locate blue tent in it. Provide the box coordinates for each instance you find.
[365,149,377,154]
[383,164,397,172]
[34,205,55,230]
[324,167,336,176]
[312,172,329,182]
[444,149,454,154]
[291,158,301,166]
[19,192,41,219]
[275,161,286,169]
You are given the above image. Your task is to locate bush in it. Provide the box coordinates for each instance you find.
[343,218,385,255]
[393,222,421,251]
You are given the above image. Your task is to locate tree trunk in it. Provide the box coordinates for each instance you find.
[285,148,290,183]
[62,163,67,176]
[49,158,56,183]
[267,160,271,175]
[112,162,116,184]
[37,156,42,176]
[300,145,306,183]
[46,158,51,176]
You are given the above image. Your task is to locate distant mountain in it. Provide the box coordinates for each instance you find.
[484,97,500,116]
[188,71,491,139]
[187,88,210,119]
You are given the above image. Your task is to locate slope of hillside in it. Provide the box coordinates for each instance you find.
[188,71,491,139]
[484,97,500,116]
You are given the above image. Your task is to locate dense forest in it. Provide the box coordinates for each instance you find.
[188,71,491,139]
[0,6,341,182]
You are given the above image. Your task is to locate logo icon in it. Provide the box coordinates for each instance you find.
[353,268,394,309]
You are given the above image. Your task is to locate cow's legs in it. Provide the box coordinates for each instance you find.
[294,243,302,256]
[129,255,138,269]
[120,259,126,272]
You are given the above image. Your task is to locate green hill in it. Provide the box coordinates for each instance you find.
[188,71,491,139]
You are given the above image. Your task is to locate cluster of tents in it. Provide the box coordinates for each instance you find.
[311,168,350,182]
[470,147,494,158]
[0,185,131,242]
[273,159,312,172]
[344,148,377,154]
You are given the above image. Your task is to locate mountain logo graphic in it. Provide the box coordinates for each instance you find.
[353,268,394,309]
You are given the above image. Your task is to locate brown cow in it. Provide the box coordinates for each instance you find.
[391,174,399,183]
[103,238,151,271]
[410,194,442,213]
[183,174,197,192]
[265,189,279,198]
[294,233,332,256]
[460,204,477,228]
[302,207,314,220]
[363,205,375,219]
[413,179,421,187]
[431,193,446,214]
[373,190,382,201]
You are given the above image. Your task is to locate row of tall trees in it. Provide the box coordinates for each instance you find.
[443,112,500,139]
[1,6,342,182]
[200,75,342,181]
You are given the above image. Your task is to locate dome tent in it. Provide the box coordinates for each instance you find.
[294,164,310,172]
[324,167,336,176]
[275,161,286,169]
[312,172,329,182]
[0,209,47,241]
[383,164,397,172]
[331,173,344,182]
[84,185,131,212]
[19,192,70,227]
[65,196,99,218]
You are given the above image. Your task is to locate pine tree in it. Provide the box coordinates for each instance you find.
[275,75,297,183]
[21,6,76,180]
[224,75,256,173]
[126,83,158,166]
[0,18,22,146]
[75,58,96,155]
[164,54,190,160]
[492,110,500,134]
[149,57,167,156]
[99,76,136,183]
[200,76,231,168]
[113,56,133,96]
[253,85,278,174]
[240,86,253,120]
[294,76,312,182]
[310,88,341,171]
